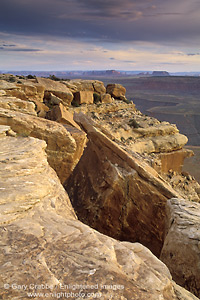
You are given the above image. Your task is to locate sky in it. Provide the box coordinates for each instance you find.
[0,0,200,72]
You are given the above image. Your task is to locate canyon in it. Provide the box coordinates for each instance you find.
[0,73,200,299]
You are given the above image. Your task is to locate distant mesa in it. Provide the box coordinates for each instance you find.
[152,71,170,76]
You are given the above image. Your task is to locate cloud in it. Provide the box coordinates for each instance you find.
[187,53,200,56]
[0,47,41,52]
[0,40,41,52]
[0,0,200,44]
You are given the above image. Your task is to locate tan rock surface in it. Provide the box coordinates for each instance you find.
[47,103,81,130]
[36,77,73,106]
[0,96,37,116]
[159,149,194,173]
[73,91,94,105]
[67,79,106,94]
[106,83,126,100]
[0,80,19,90]
[101,93,113,103]
[0,131,198,300]
[66,113,182,257]
[0,80,45,103]
[160,198,200,298]
[0,108,86,183]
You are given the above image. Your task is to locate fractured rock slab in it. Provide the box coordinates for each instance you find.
[160,198,200,298]
[0,108,87,183]
[66,113,181,257]
[36,77,73,106]
[73,91,94,105]
[0,131,198,300]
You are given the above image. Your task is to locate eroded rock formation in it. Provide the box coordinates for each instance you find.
[0,104,87,183]
[0,126,198,300]
[66,113,182,257]
[0,74,200,299]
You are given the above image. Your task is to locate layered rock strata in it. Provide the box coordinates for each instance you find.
[0,107,86,183]
[0,127,198,300]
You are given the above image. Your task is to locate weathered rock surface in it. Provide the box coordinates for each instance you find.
[0,108,86,183]
[160,198,200,297]
[66,113,182,257]
[36,77,73,106]
[162,171,200,202]
[73,91,94,105]
[101,93,113,103]
[0,130,198,300]
[106,83,127,100]
[159,149,194,173]
[66,79,106,95]
[0,96,37,116]
[46,103,81,130]
[0,79,45,103]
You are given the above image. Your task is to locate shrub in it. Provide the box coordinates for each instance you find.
[93,93,101,104]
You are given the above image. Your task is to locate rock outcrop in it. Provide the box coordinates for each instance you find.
[160,198,200,298]
[0,107,86,183]
[0,127,198,300]
[36,77,73,106]
[0,75,200,299]
[73,91,94,105]
[66,113,182,257]
[0,79,45,103]
[0,96,36,116]
[106,83,127,100]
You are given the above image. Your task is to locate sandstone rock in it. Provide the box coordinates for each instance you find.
[0,90,6,96]
[32,99,49,118]
[160,198,200,298]
[17,82,45,102]
[101,93,113,103]
[47,103,81,130]
[0,108,87,183]
[0,80,45,103]
[36,77,73,106]
[159,149,194,173]
[73,91,94,105]
[0,80,19,90]
[0,96,37,116]
[69,79,106,94]
[66,113,181,257]
[106,83,126,100]
[0,132,198,300]
[93,80,106,94]
[0,125,10,137]
[47,92,63,105]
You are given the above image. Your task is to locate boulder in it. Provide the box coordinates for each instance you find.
[106,83,126,100]
[160,198,200,298]
[0,108,87,183]
[101,93,113,103]
[73,91,94,105]
[36,77,73,106]
[46,103,81,130]
[0,130,198,300]
[68,79,106,94]
[66,113,181,257]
